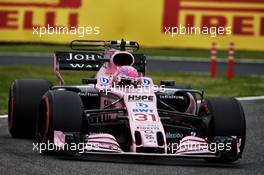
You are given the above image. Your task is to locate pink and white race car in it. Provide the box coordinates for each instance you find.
[8,40,246,163]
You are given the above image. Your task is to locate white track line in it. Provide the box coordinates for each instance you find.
[0,115,7,118]
[0,96,263,119]
[236,96,264,101]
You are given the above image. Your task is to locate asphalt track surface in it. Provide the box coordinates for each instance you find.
[0,99,263,175]
[0,54,264,76]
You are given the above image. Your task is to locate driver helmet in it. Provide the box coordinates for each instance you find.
[112,66,139,86]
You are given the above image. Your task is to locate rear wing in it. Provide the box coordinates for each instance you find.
[54,52,146,85]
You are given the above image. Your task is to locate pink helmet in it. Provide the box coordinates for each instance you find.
[113,66,139,86]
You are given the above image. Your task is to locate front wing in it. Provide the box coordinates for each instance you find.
[43,131,240,161]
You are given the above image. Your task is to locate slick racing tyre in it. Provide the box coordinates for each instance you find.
[36,90,84,152]
[199,97,246,163]
[8,79,52,138]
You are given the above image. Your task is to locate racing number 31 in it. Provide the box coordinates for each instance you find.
[133,113,159,122]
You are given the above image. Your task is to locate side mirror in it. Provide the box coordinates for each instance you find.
[82,78,97,85]
[160,80,175,87]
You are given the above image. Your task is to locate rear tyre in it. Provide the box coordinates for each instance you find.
[200,97,246,163]
[8,79,52,138]
[36,90,84,153]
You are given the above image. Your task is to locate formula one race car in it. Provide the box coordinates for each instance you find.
[8,40,246,163]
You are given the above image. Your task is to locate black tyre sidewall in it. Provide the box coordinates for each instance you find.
[8,79,52,138]
[203,97,246,162]
[37,90,84,145]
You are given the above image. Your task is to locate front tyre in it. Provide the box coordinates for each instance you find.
[199,97,246,163]
[8,79,52,138]
[36,90,84,153]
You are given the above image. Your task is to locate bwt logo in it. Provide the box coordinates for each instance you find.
[132,109,154,113]
[163,0,264,36]
[0,0,81,30]
[136,102,148,108]
[128,95,154,102]
[99,77,110,86]
[133,102,153,113]
[142,79,151,86]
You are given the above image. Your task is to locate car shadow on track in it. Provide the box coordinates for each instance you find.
[54,154,242,168]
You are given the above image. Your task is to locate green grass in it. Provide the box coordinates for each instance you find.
[0,44,70,53]
[1,65,264,114]
[0,44,263,60]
